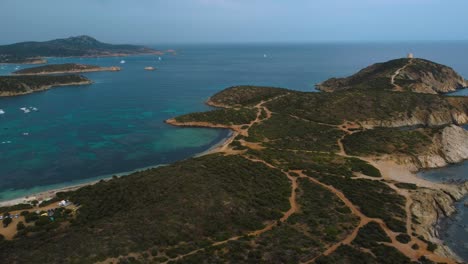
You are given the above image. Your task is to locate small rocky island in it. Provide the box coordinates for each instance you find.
[1,57,467,264]
[13,63,120,75]
[0,75,91,97]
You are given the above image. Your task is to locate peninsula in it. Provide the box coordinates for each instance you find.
[0,35,163,64]
[0,75,92,97]
[13,63,120,75]
[1,58,467,264]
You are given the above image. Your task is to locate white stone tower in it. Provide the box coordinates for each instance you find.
[407,53,414,59]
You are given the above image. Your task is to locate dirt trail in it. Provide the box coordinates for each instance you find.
[160,99,458,263]
[391,59,413,91]
[293,170,373,263]
[281,172,300,222]
[295,170,456,264]
[336,121,361,156]
[161,158,299,263]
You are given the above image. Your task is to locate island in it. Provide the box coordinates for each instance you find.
[0,75,92,97]
[0,58,467,264]
[12,63,121,75]
[0,35,163,64]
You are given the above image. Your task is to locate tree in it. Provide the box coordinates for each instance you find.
[17,221,26,231]
[2,217,12,228]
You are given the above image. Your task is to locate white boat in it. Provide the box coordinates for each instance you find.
[263,54,268,58]
[0,109,4,115]
[22,132,29,136]
[120,60,126,64]
[158,57,162,61]
[20,107,30,113]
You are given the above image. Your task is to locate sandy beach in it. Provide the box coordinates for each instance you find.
[0,127,234,208]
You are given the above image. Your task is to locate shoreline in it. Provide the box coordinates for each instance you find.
[0,94,466,262]
[0,59,47,65]
[0,99,235,206]
[0,80,93,97]
[12,66,121,76]
[367,156,467,262]
[0,162,170,207]
[0,127,233,207]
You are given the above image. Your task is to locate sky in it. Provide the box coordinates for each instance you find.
[1,0,467,44]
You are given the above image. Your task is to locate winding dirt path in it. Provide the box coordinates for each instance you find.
[165,96,458,263]
[391,59,413,91]
[161,157,299,263]
[295,170,456,264]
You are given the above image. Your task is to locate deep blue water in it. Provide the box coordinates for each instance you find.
[0,42,468,258]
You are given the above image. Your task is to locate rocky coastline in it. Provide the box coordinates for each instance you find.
[0,79,92,97]
[13,66,121,76]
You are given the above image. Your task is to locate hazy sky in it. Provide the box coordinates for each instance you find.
[1,0,467,44]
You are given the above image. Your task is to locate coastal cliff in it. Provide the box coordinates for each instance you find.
[370,125,468,170]
[416,125,468,168]
[410,183,468,261]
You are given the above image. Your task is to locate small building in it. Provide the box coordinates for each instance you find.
[407,53,414,59]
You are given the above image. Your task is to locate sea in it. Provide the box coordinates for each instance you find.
[0,42,467,259]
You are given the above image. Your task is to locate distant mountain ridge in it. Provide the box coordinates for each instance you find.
[0,35,162,63]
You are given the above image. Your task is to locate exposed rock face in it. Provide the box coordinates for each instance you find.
[387,125,468,170]
[410,183,468,261]
[400,59,467,94]
[360,108,468,128]
[414,125,468,169]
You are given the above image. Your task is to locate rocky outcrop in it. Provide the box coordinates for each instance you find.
[399,59,467,94]
[410,183,468,261]
[360,109,468,128]
[317,58,468,94]
[413,125,468,169]
[385,125,468,170]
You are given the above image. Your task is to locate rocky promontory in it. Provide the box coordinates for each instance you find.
[13,63,120,75]
[317,58,467,94]
[0,75,92,97]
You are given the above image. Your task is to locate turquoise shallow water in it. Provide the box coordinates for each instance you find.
[0,42,468,258]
